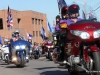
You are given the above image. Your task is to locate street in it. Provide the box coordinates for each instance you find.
[0,57,89,75]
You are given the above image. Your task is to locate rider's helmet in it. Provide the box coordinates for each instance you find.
[55,15,60,24]
[4,38,9,44]
[4,38,8,42]
[68,4,80,18]
[56,15,60,20]
[61,6,69,19]
[14,30,20,37]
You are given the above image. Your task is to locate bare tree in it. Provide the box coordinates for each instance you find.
[48,32,53,41]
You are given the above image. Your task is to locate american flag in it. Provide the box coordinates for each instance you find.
[57,0,67,13]
[82,10,86,19]
[26,32,33,39]
[40,26,47,40]
[7,6,13,30]
[89,10,94,19]
[53,20,56,26]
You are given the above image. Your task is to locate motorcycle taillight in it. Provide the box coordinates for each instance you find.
[61,29,66,32]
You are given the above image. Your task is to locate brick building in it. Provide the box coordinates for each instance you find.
[0,9,48,45]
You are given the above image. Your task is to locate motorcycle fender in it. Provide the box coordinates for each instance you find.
[84,46,100,62]
[17,51,26,60]
[89,46,100,52]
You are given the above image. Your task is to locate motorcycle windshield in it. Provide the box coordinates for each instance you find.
[11,40,29,46]
[73,2,99,21]
[10,29,29,46]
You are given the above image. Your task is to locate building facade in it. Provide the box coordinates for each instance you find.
[0,9,48,45]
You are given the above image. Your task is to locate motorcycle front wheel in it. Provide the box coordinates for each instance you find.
[6,56,10,65]
[90,52,100,75]
[48,52,53,61]
[20,55,25,67]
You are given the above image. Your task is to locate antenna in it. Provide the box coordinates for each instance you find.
[73,0,77,3]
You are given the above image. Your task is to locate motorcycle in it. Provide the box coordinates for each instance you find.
[54,19,100,75]
[0,45,9,64]
[33,47,40,59]
[53,10,100,75]
[7,39,29,67]
[45,42,54,61]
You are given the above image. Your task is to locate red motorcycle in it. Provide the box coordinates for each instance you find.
[45,42,54,61]
[53,19,100,75]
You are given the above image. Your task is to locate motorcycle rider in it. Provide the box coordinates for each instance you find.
[41,37,48,53]
[33,42,40,56]
[13,30,23,40]
[28,39,32,55]
[58,4,83,63]
[55,6,69,32]
[54,6,69,62]
[2,38,9,47]
[65,4,83,25]
[56,15,61,25]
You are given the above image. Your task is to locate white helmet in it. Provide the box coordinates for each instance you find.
[4,38,9,42]
[14,30,20,34]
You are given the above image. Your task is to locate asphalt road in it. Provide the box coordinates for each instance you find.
[0,57,89,75]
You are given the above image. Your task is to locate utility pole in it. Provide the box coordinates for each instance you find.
[73,0,77,3]
[84,0,87,18]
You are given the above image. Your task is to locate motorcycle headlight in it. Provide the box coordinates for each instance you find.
[15,46,20,49]
[30,50,32,53]
[93,29,100,38]
[71,30,90,39]
[80,32,90,39]
[51,45,54,48]
[21,45,26,49]
[47,46,50,48]
[53,36,57,40]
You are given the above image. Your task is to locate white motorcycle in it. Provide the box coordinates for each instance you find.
[0,45,9,63]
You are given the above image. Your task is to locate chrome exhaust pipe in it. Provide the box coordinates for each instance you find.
[76,65,88,72]
[58,60,71,66]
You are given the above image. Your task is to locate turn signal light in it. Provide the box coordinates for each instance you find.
[60,23,68,28]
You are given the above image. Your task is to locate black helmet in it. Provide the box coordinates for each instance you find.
[61,6,68,15]
[56,15,60,19]
[68,4,80,14]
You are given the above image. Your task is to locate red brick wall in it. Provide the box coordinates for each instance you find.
[0,9,48,45]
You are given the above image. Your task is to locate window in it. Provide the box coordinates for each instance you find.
[35,19,37,24]
[36,31,38,37]
[39,31,41,36]
[32,18,34,24]
[0,18,3,29]
[38,19,40,25]
[33,31,35,36]
[41,20,43,25]
[17,18,21,24]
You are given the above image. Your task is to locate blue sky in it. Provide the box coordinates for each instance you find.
[0,0,100,25]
